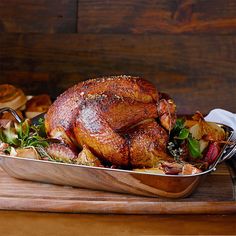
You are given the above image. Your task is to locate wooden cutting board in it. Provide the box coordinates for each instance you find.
[0,160,235,214]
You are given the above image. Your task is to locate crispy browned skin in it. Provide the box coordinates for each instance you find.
[73,93,159,166]
[45,76,158,146]
[128,119,171,168]
[45,75,176,167]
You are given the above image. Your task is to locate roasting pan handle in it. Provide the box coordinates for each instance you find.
[0,107,23,123]
[220,142,236,163]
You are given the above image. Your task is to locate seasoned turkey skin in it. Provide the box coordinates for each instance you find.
[128,119,171,168]
[45,75,176,167]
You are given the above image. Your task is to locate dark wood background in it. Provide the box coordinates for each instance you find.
[1,0,236,114]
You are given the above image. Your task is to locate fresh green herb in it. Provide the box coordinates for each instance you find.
[0,125,20,146]
[167,142,184,161]
[4,146,12,155]
[172,118,185,136]
[187,135,201,158]
[0,119,48,149]
[32,118,47,137]
[177,128,189,140]
[35,146,52,160]
[168,118,202,159]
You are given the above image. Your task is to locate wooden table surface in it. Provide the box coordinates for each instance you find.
[0,160,235,235]
[0,211,235,236]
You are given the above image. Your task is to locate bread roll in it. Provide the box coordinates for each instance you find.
[25,94,52,118]
[0,84,27,110]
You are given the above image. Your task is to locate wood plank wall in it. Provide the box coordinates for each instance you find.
[0,0,236,114]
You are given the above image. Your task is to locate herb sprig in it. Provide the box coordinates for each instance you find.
[168,118,201,159]
[0,118,48,148]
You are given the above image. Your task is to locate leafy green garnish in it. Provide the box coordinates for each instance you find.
[177,128,189,140]
[0,119,48,149]
[187,135,201,158]
[32,118,47,137]
[168,118,202,159]
[172,118,185,135]
[0,125,20,146]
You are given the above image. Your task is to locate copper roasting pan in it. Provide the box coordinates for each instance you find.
[0,109,236,198]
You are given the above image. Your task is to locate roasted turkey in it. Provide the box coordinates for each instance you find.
[45,75,177,168]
